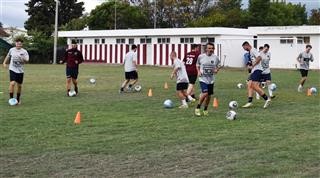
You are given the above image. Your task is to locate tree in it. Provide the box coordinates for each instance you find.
[247,0,271,26]
[308,8,320,25]
[61,14,89,31]
[25,0,84,36]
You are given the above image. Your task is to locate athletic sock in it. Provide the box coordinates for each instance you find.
[181,99,187,106]
[204,106,208,110]
[262,94,268,100]
[248,97,253,103]
[187,95,194,100]
[196,104,201,109]
[120,87,124,91]
[17,93,21,102]
[10,92,13,98]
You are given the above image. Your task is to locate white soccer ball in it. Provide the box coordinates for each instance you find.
[89,78,96,84]
[163,99,174,108]
[237,83,243,89]
[269,83,277,91]
[134,85,142,92]
[8,98,18,106]
[228,101,238,109]
[310,87,317,94]
[226,110,237,120]
[68,90,77,97]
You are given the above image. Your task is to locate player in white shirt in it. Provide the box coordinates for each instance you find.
[119,45,138,93]
[241,41,271,109]
[3,39,29,105]
[260,44,275,98]
[296,45,314,92]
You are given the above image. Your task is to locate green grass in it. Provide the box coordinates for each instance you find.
[0,64,319,177]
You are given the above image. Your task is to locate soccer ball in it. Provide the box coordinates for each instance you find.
[237,83,243,89]
[163,99,173,108]
[68,90,77,97]
[269,83,277,91]
[134,85,142,92]
[89,78,96,84]
[226,110,237,120]
[8,98,18,106]
[310,87,317,94]
[228,101,238,109]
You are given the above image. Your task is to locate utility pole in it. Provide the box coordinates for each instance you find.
[154,0,157,29]
[53,0,59,64]
[114,0,117,30]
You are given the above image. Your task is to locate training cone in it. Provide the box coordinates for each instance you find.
[164,82,168,89]
[307,88,312,96]
[148,88,153,97]
[213,98,218,108]
[74,111,81,124]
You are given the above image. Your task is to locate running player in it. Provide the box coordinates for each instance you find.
[170,51,195,108]
[183,44,200,100]
[241,41,271,109]
[260,44,275,98]
[3,38,29,105]
[296,45,314,92]
[119,44,138,93]
[60,40,84,96]
[195,42,221,116]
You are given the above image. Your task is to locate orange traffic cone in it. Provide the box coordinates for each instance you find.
[213,97,218,108]
[148,88,153,97]
[74,111,81,124]
[164,82,168,89]
[307,88,312,96]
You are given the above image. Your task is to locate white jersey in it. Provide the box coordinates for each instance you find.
[249,48,262,72]
[124,51,137,72]
[297,51,314,70]
[261,51,271,74]
[173,58,189,83]
[197,53,220,84]
[6,47,29,73]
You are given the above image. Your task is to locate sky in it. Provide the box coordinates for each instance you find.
[0,0,319,29]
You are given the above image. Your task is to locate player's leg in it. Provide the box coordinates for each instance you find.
[177,83,188,108]
[202,84,213,116]
[128,71,138,90]
[195,82,208,116]
[9,70,16,99]
[298,69,308,92]
[265,73,275,98]
[187,75,197,99]
[72,68,79,94]
[242,79,254,108]
[16,73,24,104]
[120,72,131,92]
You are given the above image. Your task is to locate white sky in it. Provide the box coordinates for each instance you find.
[0,0,319,29]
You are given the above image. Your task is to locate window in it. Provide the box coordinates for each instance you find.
[116,38,125,44]
[280,37,294,44]
[72,39,83,44]
[180,37,194,44]
[140,38,152,44]
[157,38,170,44]
[94,39,100,44]
[129,38,135,44]
[297,36,310,44]
[101,39,105,44]
[201,37,215,44]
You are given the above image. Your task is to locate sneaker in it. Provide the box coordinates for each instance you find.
[179,104,188,109]
[189,97,196,103]
[298,85,303,92]
[263,98,271,109]
[270,95,276,99]
[242,102,253,108]
[203,110,209,116]
[195,108,201,116]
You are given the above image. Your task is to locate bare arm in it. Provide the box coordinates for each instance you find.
[252,56,262,67]
[170,67,179,79]
[3,55,9,68]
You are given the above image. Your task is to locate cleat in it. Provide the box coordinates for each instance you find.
[270,95,276,99]
[297,85,303,92]
[263,99,271,109]
[242,102,253,108]
[189,98,196,103]
[195,108,201,116]
[179,104,188,109]
[203,110,209,116]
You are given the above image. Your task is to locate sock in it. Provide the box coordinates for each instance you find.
[248,97,253,103]
[187,95,194,100]
[268,85,273,96]
[262,94,268,100]
[120,87,124,91]
[299,84,303,88]
[181,99,187,106]
[10,92,13,98]
[196,104,201,109]
[128,84,132,88]
[256,92,260,99]
[17,93,21,102]
[204,106,208,110]
[186,97,189,102]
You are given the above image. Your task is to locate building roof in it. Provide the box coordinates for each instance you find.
[249,25,320,35]
[58,27,254,38]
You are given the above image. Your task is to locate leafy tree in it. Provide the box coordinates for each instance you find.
[61,14,89,31]
[25,0,84,36]
[308,8,320,25]
[247,0,271,26]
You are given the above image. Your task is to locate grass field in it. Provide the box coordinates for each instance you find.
[0,64,319,177]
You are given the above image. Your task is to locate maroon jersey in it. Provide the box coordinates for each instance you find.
[64,48,84,68]
[183,51,200,75]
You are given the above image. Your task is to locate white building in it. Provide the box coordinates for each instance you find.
[58,26,319,69]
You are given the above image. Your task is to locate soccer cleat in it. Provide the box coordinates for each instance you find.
[263,99,271,109]
[179,104,188,109]
[270,95,276,99]
[195,108,201,116]
[297,85,303,92]
[203,110,209,116]
[242,102,253,108]
[189,97,196,103]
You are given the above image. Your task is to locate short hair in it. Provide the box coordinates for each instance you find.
[264,44,270,48]
[206,42,214,48]
[242,41,250,46]
[15,38,23,43]
[191,44,198,50]
[306,44,312,49]
[259,46,263,50]
[131,44,137,50]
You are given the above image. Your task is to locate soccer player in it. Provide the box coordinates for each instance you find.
[3,38,29,105]
[260,44,275,98]
[296,45,314,92]
[170,51,195,108]
[183,44,200,100]
[195,43,221,116]
[60,40,84,96]
[119,44,138,93]
[241,41,271,109]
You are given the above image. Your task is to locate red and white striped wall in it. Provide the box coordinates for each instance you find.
[72,43,222,66]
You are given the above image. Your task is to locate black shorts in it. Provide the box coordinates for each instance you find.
[125,71,138,80]
[188,75,197,84]
[300,69,308,77]
[66,67,79,79]
[261,73,271,82]
[250,70,262,82]
[10,70,24,84]
[176,82,188,91]
[200,82,214,95]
